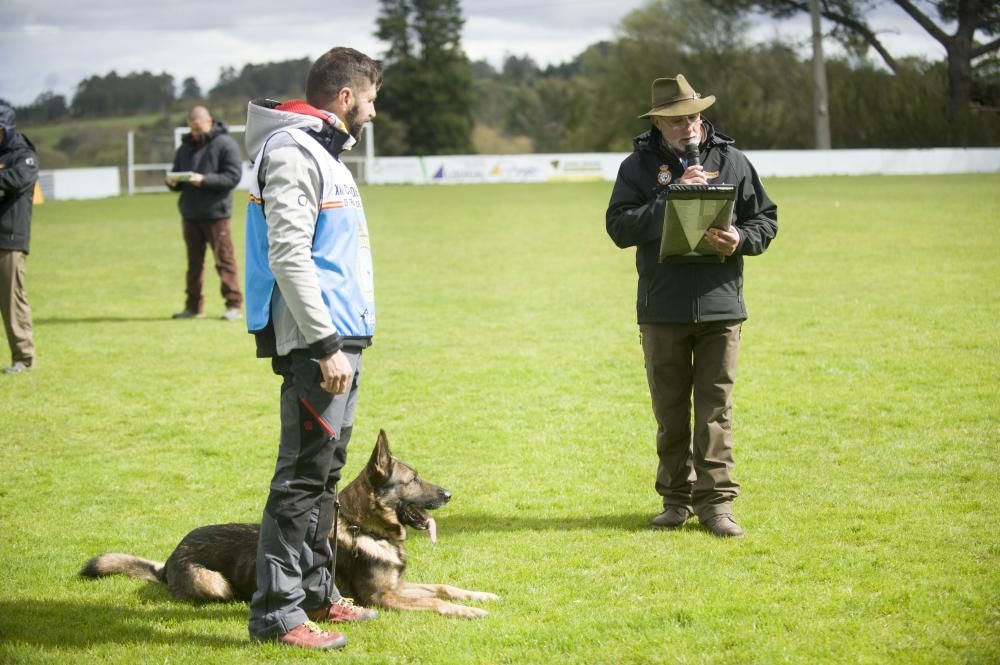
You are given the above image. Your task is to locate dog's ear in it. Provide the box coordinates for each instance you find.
[368,429,392,480]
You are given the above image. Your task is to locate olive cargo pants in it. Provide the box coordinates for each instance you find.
[640,321,741,521]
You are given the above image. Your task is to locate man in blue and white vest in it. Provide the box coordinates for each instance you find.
[244,47,382,651]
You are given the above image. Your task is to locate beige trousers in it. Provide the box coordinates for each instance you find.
[0,250,35,365]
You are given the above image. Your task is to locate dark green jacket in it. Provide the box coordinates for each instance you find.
[606,120,777,323]
[168,120,243,220]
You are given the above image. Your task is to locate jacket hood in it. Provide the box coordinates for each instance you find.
[182,119,229,147]
[0,104,16,150]
[245,98,356,158]
[632,117,731,154]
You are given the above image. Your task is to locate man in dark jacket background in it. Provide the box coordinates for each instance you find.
[606,74,777,538]
[0,103,39,374]
[166,105,244,321]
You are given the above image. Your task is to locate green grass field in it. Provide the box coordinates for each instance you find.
[1,175,998,664]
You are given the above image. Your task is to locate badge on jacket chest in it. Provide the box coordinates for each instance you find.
[657,165,672,186]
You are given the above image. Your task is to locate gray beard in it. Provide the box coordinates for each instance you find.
[659,133,679,156]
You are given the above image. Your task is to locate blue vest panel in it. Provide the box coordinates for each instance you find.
[245,128,375,340]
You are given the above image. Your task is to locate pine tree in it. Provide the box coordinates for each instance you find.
[375,0,475,155]
[180,77,202,102]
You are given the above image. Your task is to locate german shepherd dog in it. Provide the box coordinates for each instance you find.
[81,430,499,618]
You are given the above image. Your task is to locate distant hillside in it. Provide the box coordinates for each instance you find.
[21,101,250,170]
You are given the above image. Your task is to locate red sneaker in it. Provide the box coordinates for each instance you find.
[308,597,378,623]
[277,621,346,650]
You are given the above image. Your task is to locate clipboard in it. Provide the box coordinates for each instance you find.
[659,184,736,263]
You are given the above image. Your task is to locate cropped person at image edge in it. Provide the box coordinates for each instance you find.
[0,103,39,375]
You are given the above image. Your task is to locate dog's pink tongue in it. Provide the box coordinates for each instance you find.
[428,517,437,543]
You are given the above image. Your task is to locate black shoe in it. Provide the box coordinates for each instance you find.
[651,506,692,529]
[171,309,204,319]
[702,514,744,538]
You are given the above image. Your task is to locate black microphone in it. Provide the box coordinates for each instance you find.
[684,142,700,167]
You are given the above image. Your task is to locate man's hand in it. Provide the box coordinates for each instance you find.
[164,173,203,187]
[679,164,708,185]
[318,350,353,395]
[704,226,740,256]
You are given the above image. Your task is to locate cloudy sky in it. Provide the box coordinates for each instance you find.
[1,0,945,107]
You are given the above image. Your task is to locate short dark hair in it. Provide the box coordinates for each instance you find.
[306,47,383,108]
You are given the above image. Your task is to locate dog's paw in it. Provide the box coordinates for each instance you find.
[442,604,489,619]
[467,591,500,602]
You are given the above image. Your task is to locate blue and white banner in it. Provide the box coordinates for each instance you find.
[367,153,628,185]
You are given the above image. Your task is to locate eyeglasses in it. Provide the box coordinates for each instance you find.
[661,114,701,129]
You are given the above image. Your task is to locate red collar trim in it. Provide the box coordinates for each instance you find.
[275,100,331,123]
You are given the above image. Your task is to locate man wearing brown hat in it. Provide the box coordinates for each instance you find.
[606,74,777,537]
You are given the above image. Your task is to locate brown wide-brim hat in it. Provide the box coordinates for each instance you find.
[639,74,716,118]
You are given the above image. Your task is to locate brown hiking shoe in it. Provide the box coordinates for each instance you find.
[702,514,745,538]
[277,621,346,650]
[308,597,378,623]
[651,506,692,529]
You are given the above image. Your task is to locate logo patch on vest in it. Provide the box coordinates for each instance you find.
[657,166,672,186]
[704,170,720,179]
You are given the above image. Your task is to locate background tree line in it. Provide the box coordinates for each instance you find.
[9,0,999,170]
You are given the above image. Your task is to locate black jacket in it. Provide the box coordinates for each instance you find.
[606,120,777,323]
[169,120,243,220]
[0,119,39,254]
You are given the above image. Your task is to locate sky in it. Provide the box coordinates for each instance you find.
[0,0,948,108]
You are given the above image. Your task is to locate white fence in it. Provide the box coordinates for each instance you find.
[37,148,1000,200]
[367,153,622,185]
[125,123,375,195]
[744,147,1000,178]
[36,167,120,200]
[368,148,1000,185]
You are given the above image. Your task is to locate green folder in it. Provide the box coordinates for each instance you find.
[659,184,736,264]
